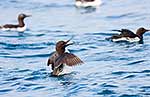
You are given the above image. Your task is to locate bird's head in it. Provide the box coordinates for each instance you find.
[136,27,150,37]
[18,13,31,20]
[56,38,74,54]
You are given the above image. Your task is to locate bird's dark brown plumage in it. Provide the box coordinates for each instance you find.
[54,52,83,68]
[0,13,31,29]
[106,27,150,42]
[2,24,19,28]
[47,40,83,76]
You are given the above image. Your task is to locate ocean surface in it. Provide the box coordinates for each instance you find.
[0,0,150,97]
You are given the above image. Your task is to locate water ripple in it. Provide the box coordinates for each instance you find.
[119,94,141,97]
[126,60,146,65]
[5,77,23,81]
[97,89,116,95]
[0,42,54,50]
[32,86,46,90]
[16,86,29,92]
[0,0,150,96]
[0,89,12,94]
[1,53,50,58]
[123,74,136,79]
[101,83,118,88]
[106,12,136,19]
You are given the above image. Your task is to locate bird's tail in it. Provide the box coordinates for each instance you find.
[111,29,122,32]
[0,26,2,29]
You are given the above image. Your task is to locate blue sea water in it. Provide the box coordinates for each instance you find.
[0,0,150,97]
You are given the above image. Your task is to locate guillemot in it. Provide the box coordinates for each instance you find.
[47,39,84,76]
[75,0,102,7]
[106,27,150,43]
[0,13,31,32]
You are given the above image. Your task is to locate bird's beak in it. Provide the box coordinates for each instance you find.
[146,29,150,32]
[65,39,74,47]
[25,15,32,17]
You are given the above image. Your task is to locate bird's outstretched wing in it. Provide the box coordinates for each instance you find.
[54,52,83,69]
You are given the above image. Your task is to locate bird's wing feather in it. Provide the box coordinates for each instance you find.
[120,29,136,38]
[47,51,58,66]
[109,29,136,39]
[54,52,83,68]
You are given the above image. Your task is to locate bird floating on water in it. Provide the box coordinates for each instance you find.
[75,0,102,7]
[106,27,150,43]
[47,38,84,76]
[0,13,31,32]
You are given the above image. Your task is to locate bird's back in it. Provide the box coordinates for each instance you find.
[119,29,137,38]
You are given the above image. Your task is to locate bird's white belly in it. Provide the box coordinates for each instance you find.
[58,64,73,76]
[75,0,102,7]
[17,26,26,32]
[1,26,26,32]
[112,37,140,42]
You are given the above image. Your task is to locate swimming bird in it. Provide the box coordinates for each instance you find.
[75,0,102,7]
[0,13,31,32]
[47,39,83,76]
[106,27,150,43]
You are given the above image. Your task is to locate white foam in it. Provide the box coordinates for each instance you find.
[75,0,102,7]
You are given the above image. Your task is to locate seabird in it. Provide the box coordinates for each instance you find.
[0,13,31,32]
[106,27,150,43]
[47,39,84,76]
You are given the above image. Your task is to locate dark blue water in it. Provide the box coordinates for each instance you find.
[0,0,150,97]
